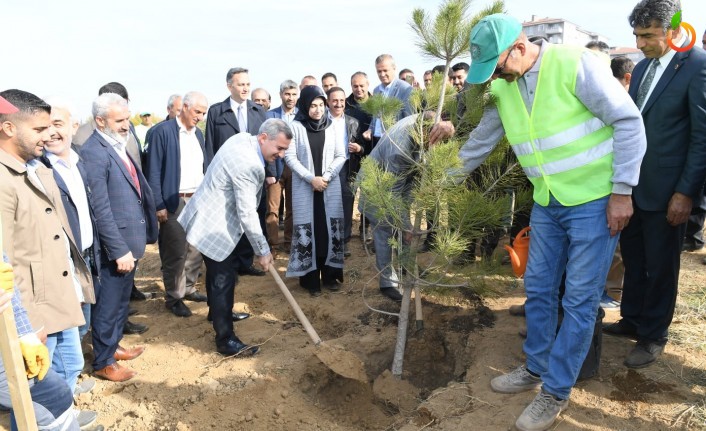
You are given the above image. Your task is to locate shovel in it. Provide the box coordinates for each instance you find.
[268,266,368,382]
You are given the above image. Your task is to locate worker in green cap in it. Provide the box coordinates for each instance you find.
[458,13,647,431]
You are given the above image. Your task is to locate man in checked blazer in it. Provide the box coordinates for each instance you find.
[81,93,158,382]
[179,119,292,356]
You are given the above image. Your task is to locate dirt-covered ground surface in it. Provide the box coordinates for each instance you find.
[2,227,706,430]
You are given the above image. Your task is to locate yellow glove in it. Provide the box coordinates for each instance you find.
[0,262,14,293]
[19,335,50,380]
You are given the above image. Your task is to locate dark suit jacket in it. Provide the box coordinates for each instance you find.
[345,93,372,136]
[204,98,267,168]
[266,106,298,179]
[343,114,368,176]
[40,151,102,275]
[629,46,706,212]
[81,131,158,261]
[144,119,206,213]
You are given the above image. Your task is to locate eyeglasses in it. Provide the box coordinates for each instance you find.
[494,46,516,76]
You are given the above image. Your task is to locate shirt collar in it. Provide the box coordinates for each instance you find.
[657,33,686,68]
[46,150,77,169]
[175,117,195,136]
[230,98,247,111]
[254,137,266,166]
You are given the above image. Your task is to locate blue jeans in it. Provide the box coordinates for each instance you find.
[524,195,617,399]
[365,211,400,289]
[0,363,79,431]
[45,326,83,393]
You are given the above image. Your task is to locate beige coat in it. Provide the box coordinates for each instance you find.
[0,148,92,334]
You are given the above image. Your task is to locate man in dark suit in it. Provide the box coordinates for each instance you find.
[145,92,210,318]
[205,67,269,276]
[327,87,366,256]
[266,80,299,250]
[367,55,414,150]
[81,93,158,382]
[604,0,706,368]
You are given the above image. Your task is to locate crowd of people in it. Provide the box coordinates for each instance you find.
[0,0,705,430]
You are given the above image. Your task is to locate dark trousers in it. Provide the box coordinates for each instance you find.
[282,165,293,248]
[340,160,354,243]
[203,242,245,346]
[91,259,136,370]
[620,205,685,343]
[685,212,705,248]
[234,189,268,269]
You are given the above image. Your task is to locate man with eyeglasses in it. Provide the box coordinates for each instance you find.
[458,14,647,431]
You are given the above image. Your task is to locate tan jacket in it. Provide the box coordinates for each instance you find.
[0,148,92,334]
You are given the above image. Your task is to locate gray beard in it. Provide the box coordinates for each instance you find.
[102,127,128,145]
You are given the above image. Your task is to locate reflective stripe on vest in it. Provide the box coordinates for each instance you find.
[491,44,614,207]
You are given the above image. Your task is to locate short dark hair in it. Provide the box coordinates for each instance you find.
[226,67,249,85]
[0,89,51,123]
[629,0,681,31]
[398,68,413,78]
[326,87,345,98]
[585,41,610,54]
[321,72,337,82]
[610,57,635,79]
[98,82,129,100]
[451,62,469,72]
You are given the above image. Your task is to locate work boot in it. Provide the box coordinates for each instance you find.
[515,389,568,431]
[490,365,541,393]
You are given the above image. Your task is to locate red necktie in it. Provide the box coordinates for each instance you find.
[122,157,141,196]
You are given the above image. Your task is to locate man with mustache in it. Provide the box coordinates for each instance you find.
[81,93,158,382]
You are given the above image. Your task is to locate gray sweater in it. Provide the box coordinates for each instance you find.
[458,40,646,196]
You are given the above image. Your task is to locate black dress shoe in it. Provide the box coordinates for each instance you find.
[128,307,138,316]
[207,311,251,322]
[217,337,259,357]
[603,319,638,340]
[624,340,665,368]
[184,291,208,302]
[169,300,192,317]
[123,320,149,335]
[343,243,351,257]
[380,287,403,302]
[130,285,147,301]
[238,265,266,276]
[324,281,341,292]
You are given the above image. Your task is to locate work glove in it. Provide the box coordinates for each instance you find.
[19,334,50,380]
[0,262,14,293]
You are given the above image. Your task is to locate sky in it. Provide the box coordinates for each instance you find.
[3,0,705,120]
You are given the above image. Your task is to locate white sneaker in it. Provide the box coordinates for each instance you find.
[515,389,568,431]
[490,365,541,393]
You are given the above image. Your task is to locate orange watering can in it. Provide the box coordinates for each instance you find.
[504,226,531,278]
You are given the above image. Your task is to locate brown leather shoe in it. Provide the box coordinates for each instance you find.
[93,363,137,382]
[114,345,145,361]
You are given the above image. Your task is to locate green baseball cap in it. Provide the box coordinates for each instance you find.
[467,14,523,84]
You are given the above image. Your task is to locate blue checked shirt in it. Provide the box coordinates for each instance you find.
[3,254,33,337]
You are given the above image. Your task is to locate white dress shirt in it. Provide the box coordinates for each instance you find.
[330,115,349,159]
[230,98,248,132]
[97,129,130,164]
[176,117,205,193]
[46,150,93,252]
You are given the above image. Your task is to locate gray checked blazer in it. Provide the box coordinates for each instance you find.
[178,133,270,262]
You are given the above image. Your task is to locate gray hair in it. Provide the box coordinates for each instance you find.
[375,54,395,67]
[42,95,77,123]
[252,88,270,101]
[259,118,293,140]
[226,67,249,85]
[629,0,681,31]
[182,91,207,108]
[92,92,128,120]
[167,94,181,109]
[279,80,298,93]
[350,71,368,82]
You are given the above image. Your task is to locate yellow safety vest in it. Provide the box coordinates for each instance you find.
[491,44,614,206]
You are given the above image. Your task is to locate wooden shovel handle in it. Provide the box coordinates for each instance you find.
[268,266,323,346]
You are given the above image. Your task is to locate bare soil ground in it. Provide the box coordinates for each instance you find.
[2,229,706,430]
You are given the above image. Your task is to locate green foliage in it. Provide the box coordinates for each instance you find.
[410,0,474,62]
[357,157,409,228]
[358,94,405,132]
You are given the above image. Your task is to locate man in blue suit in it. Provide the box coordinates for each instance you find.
[605,0,706,368]
[145,92,210,318]
[81,93,158,382]
[266,80,299,249]
[205,67,269,275]
[366,54,414,149]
